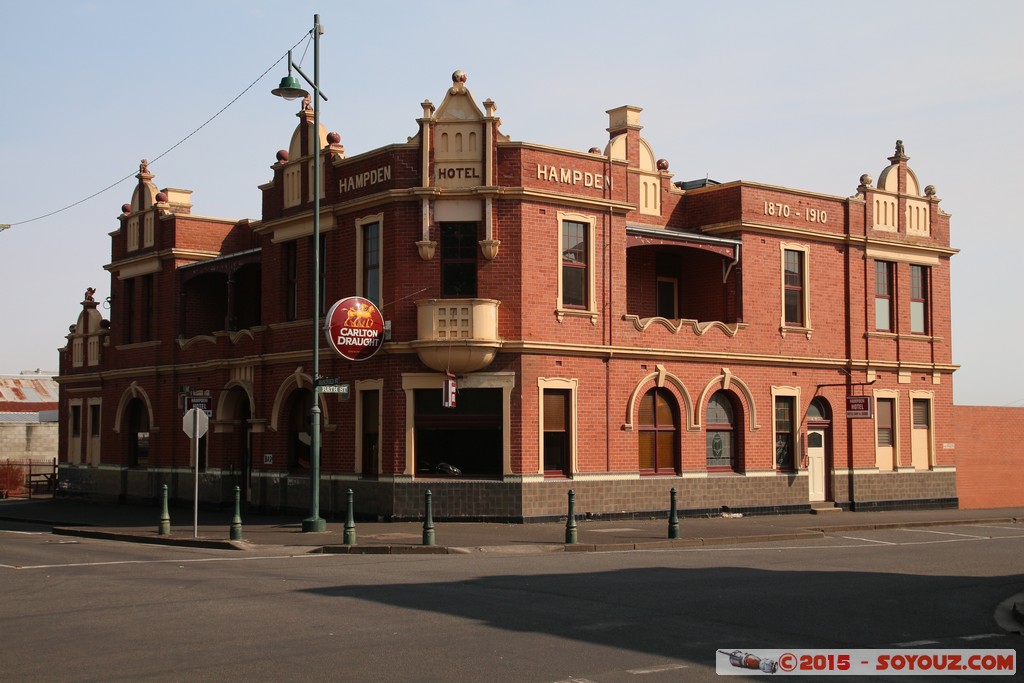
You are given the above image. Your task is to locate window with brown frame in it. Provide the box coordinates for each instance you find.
[910,265,928,334]
[561,220,588,309]
[783,249,804,326]
[543,389,570,476]
[875,260,894,331]
[877,397,895,447]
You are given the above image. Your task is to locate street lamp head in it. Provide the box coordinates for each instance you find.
[272,74,309,101]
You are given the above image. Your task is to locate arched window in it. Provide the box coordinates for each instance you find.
[638,388,678,474]
[807,398,831,423]
[706,391,738,471]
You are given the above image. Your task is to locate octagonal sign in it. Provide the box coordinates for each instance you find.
[325,296,385,361]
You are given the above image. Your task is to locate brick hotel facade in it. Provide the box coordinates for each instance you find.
[57,71,958,520]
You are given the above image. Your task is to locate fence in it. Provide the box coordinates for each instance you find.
[0,459,58,499]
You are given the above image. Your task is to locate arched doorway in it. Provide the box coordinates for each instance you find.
[125,398,150,467]
[806,397,832,502]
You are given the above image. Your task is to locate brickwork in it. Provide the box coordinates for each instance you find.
[954,405,1024,509]
[56,73,963,520]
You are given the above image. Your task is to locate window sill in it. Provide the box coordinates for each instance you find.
[779,325,812,340]
[555,308,598,325]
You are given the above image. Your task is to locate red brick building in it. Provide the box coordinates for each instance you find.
[57,71,959,520]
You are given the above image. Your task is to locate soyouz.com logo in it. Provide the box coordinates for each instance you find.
[716,649,1015,676]
[325,296,384,361]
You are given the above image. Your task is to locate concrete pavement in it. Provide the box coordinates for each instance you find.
[2,497,1022,555]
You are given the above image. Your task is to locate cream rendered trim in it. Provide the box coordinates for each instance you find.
[865,244,941,266]
[401,372,516,478]
[268,209,337,243]
[537,377,578,476]
[355,213,384,304]
[694,369,760,431]
[116,257,163,280]
[623,364,696,432]
[354,379,384,476]
[771,386,802,469]
[556,211,598,320]
[268,367,331,433]
[113,381,155,436]
[216,379,255,422]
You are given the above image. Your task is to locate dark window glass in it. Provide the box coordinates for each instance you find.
[284,242,298,321]
[89,404,100,438]
[441,223,477,297]
[775,396,795,470]
[71,405,81,438]
[543,389,570,476]
[562,221,588,309]
[784,250,804,326]
[875,261,893,331]
[912,398,929,428]
[363,222,380,306]
[706,391,737,470]
[910,265,928,334]
[362,390,379,477]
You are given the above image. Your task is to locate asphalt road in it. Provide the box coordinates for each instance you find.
[2,521,1021,682]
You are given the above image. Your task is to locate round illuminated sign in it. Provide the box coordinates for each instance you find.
[324,296,385,361]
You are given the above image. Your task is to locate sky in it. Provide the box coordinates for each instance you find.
[1,1,1021,407]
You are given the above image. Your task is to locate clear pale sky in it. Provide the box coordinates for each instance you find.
[1,1,1021,407]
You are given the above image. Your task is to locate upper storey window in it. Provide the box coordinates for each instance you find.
[441,222,477,297]
[910,265,929,334]
[561,220,588,309]
[875,261,894,332]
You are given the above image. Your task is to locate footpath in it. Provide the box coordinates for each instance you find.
[1,497,1022,556]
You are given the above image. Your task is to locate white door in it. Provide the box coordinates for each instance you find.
[807,429,826,502]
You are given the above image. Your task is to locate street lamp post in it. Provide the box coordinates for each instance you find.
[273,14,328,532]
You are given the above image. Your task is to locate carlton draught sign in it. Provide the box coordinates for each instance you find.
[325,296,385,361]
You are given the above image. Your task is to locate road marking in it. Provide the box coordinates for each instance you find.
[590,528,641,533]
[839,535,897,545]
[627,663,689,674]
[901,528,989,539]
[893,640,939,646]
[0,529,43,535]
[959,633,1006,641]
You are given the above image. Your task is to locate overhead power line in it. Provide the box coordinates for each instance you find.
[3,31,312,230]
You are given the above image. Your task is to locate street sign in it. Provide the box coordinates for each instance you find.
[317,383,351,399]
[183,408,209,438]
[324,296,385,361]
[315,376,341,386]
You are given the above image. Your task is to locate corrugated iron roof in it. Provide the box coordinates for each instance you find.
[0,374,59,406]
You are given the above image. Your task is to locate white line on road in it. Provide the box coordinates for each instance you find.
[839,535,898,545]
[959,633,1006,641]
[892,640,939,646]
[0,529,44,535]
[900,528,990,539]
[627,663,690,674]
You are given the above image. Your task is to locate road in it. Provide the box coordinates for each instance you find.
[2,521,1021,682]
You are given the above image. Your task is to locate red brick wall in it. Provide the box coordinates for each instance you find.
[954,405,1024,509]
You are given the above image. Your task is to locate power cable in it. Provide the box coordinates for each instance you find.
[3,32,312,229]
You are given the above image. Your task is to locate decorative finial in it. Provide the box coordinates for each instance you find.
[859,173,873,188]
[657,159,669,171]
[84,287,96,302]
[301,94,312,112]
[139,159,149,174]
[122,203,131,215]
[589,147,602,154]
[924,184,937,197]
[155,191,168,204]
[895,140,905,157]
[450,70,468,94]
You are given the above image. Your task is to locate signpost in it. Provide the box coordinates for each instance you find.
[182,407,209,538]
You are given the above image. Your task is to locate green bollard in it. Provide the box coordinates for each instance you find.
[422,489,435,546]
[565,489,578,544]
[158,484,171,536]
[343,489,357,545]
[668,487,680,539]
[230,486,243,541]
